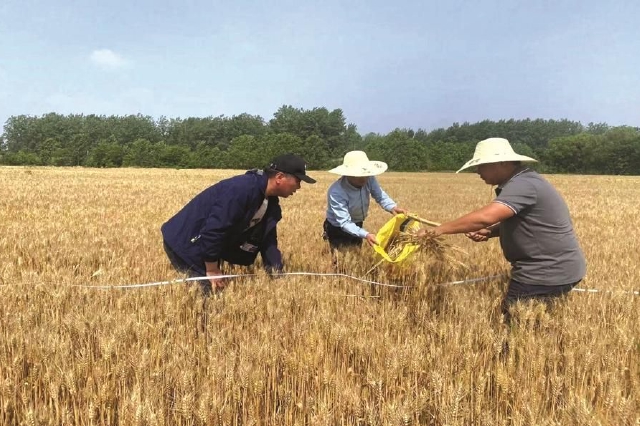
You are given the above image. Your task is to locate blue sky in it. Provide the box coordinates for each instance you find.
[1,0,638,134]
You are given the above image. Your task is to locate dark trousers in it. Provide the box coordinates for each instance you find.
[163,241,215,296]
[322,220,364,272]
[322,220,363,249]
[501,279,580,323]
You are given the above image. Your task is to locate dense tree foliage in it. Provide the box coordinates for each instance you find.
[1,107,638,174]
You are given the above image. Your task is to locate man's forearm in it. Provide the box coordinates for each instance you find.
[438,211,496,235]
[436,203,514,236]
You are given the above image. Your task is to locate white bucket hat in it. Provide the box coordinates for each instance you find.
[328,151,388,177]
[457,138,538,173]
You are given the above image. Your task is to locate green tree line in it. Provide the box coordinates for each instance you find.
[1,106,639,174]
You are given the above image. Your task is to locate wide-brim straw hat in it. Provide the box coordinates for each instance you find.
[328,151,388,177]
[457,138,538,173]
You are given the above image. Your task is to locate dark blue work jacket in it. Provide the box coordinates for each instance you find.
[161,170,283,273]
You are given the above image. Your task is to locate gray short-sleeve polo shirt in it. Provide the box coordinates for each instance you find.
[494,169,586,286]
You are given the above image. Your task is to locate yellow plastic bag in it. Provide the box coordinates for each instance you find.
[372,213,421,264]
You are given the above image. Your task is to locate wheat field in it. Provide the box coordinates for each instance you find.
[0,166,638,425]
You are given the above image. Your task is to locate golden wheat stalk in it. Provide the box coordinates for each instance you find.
[371,226,469,273]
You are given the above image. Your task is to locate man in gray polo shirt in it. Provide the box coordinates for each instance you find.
[421,138,586,321]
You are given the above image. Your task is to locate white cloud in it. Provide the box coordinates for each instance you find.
[89,49,127,69]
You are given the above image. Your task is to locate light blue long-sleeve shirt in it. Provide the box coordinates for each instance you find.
[325,176,397,238]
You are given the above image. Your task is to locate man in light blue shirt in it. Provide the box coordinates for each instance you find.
[324,151,405,249]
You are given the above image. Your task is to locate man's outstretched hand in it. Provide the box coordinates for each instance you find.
[465,228,492,242]
[205,262,227,290]
[365,233,379,246]
[417,227,442,238]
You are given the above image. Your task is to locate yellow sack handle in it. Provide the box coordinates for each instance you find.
[372,213,422,264]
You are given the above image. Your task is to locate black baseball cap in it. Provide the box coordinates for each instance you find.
[269,153,316,184]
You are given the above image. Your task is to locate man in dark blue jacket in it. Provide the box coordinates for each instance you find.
[161,153,316,293]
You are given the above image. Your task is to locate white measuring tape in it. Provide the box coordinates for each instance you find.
[571,287,639,295]
[65,272,640,295]
[1,272,637,295]
[68,272,507,289]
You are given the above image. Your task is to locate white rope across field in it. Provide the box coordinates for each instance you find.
[571,287,639,295]
[67,272,507,290]
[0,272,637,295]
[66,273,640,295]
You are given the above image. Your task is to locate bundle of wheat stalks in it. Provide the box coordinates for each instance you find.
[387,228,447,260]
[372,226,468,273]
